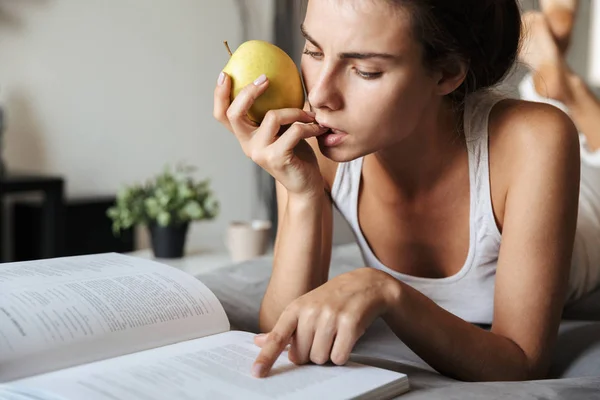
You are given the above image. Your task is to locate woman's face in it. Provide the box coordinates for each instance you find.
[301,0,445,161]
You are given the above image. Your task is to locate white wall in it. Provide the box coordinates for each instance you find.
[0,0,274,254]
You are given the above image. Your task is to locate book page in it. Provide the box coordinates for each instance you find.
[0,253,229,382]
[4,331,408,400]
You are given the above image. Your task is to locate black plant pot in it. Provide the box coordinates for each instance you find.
[149,222,189,259]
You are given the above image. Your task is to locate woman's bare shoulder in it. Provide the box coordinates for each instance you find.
[487,98,580,229]
[489,98,579,161]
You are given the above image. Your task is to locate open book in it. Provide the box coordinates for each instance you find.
[0,253,409,399]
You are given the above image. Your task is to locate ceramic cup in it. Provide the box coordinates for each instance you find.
[226,220,272,262]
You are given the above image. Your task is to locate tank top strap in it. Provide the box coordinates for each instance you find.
[331,157,364,223]
[463,89,506,240]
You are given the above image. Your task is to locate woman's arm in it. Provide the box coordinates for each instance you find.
[259,182,334,332]
[213,72,336,333]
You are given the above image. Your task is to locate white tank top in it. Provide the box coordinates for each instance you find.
[330,90,600,325]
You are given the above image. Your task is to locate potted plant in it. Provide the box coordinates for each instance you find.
[107,163,219,258]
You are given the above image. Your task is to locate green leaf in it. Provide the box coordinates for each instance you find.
[183,201,203,219]
[144,198,160,218]
[157,211,171,227]
[178,184,192,200]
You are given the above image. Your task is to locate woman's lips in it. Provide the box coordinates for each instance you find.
[318,127,348,147]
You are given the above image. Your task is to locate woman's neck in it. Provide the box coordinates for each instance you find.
[372,100,467,200]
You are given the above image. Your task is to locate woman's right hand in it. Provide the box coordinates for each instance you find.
[213,72,329,198]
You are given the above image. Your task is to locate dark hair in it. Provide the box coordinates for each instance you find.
[392,0,523,104]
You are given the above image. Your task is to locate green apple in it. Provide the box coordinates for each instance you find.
[222,40,305,124]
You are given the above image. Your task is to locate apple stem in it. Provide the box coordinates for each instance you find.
[223,41,233,56]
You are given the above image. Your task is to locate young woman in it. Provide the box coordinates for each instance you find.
[213,0,599,381]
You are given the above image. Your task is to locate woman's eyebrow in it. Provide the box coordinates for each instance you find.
[300,24,397,60]
[340,52,396,60]
[301,24,321,48]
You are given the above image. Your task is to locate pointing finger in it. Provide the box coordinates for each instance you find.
[252,309,298,378]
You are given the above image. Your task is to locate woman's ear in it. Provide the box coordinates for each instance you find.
[435,60,468,96]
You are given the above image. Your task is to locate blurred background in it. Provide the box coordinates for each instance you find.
[0,0,599,262]
[0,0,273,261]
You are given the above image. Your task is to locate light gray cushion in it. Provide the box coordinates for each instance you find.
[400,376,600,400]
[563,288,600,321]
[549,320,600,378]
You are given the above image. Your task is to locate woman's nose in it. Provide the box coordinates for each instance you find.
[307,68,343,112]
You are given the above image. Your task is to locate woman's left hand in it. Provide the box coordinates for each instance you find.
[251,267,401,378]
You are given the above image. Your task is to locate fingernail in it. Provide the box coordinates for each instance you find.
[254,74,267,86]
[305,110,316,117]
[218,72,225,86]
[252,363,265,378]
[256,333,267,339]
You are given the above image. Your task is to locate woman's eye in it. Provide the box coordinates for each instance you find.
[302,48,382,80]
[302,49,323,59]
[355,69,383,80]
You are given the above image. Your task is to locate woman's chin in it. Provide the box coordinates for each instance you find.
[318,143,360,163]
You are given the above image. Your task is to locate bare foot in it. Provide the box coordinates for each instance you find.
[519,11,573,103]
[539,0,578,53]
